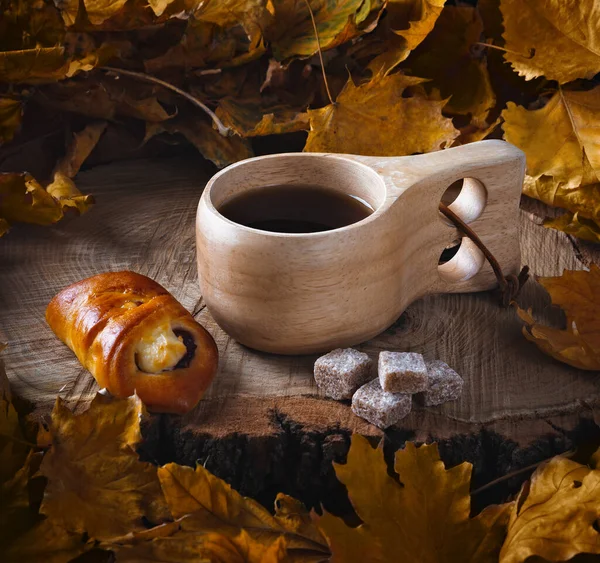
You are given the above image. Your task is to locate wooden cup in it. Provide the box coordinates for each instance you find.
[196,140,525,355]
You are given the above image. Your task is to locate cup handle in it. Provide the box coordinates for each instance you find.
[418,140,525,295]
[350,140,526,298]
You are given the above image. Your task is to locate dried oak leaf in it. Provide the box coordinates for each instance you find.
[368,0,446,74]
[0,43,116,84]
[2,518,89,563]
[0,364,89,563]
[160,116,254,168]
[0,98,23,144]
[500,456,600,562]
[500,0,600,84]
[156,462,329,559]
[404,6,495,127]
[516,264,600,370]
[502,87,600,189]
[216,97,309,137]
[267,0,383,60]
[145,18,266,73]
[0,394,28,486]
[543,213,600,244]
[45,121,105,214]
[305,72,458,155]
[35,75,174,123]
[56,0,129,26]
[0,348,28,485]
[0,455,87,563]
[39,393,169,540]
[0,47,70,84]
[0,0,65,52]
[317,435,510,563]
[54,121,107,178]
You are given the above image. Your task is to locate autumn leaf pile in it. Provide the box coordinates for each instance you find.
[0,348,599,563]
[0,0,598,239]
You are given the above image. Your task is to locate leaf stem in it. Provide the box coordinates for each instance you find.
[0,433,37,448]
[471,450,575,496]
[303,0,334,106]
[100,66,230,137]
[475,42,534,59]
[439,202,529,307]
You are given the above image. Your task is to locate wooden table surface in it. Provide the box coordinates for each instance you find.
[1,154,599,471]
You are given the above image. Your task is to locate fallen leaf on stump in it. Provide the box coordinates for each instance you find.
[500,456,600,562]
[500,0,600,84]
[516,264,600,370]
[305,71,458,155]
[317,435,511,563]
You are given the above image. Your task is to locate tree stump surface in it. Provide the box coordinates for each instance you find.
[2,154,600,510]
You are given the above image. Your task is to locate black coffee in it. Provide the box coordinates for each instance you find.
[218,184,374,233]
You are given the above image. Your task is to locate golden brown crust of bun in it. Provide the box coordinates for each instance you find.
[46,271,218,414]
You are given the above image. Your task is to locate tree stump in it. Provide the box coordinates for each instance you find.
[1,155,599,512]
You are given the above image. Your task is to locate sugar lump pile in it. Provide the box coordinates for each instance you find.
[314,348,463,429]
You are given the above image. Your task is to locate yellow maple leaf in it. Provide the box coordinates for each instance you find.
[503,87,600,190]
[305,72,458,155]
[317,435,511,563]
[0,98,22,144]
[369,0,446,74]
[516,264,600,370]
[500,0,600,84]
[157,462,329,557]
[39,394,170,540]
[500,456,600,562]
[404,6,495,127]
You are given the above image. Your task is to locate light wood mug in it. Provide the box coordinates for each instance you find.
[196,140,525,355]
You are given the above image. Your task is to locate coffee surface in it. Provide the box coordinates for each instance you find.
[218,184,374,233]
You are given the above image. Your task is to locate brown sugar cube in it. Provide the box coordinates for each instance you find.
[422,360,464,406]
[352,378,411,429]
[314,348,373,400]
[378,351,428,394]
